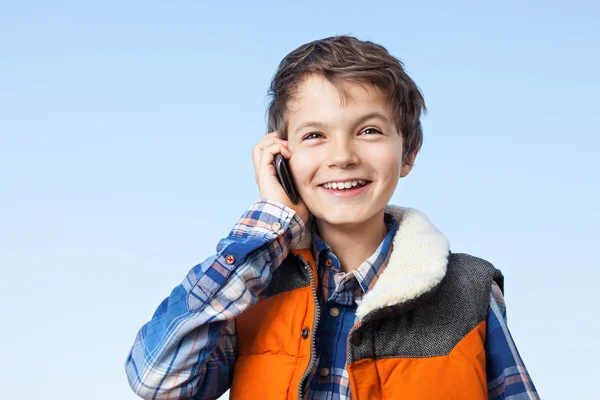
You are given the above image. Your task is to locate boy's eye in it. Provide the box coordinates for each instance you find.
[302,128,381,141]
[303,132,324,140]
[361,128,382,135]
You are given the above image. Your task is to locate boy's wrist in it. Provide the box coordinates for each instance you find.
[257,198,308,248]
[228,199,305,243]
[255,197,309,226]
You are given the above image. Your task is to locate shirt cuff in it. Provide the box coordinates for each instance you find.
[228,198,305,246]
[186,200,305,310]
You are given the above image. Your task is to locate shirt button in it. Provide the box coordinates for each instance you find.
[271,222,281,231]
[319,367,330,377]
[329,307,340,317]
[301,328,310,339]
[225,255,236,265]
[325,259,333,267]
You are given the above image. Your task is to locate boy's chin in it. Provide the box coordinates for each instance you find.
[312,207,376,228]
[320,217,366,229]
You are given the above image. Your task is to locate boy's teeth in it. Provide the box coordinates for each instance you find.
[324,180,367,190]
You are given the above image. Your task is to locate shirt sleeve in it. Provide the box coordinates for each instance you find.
[125,199,305,400]
[485,281,540,400]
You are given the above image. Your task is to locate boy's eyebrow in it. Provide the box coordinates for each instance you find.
[292,112,390,136]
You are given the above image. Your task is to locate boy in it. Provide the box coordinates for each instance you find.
[125,35,538,399]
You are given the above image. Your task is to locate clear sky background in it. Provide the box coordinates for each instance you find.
[1,1,598,399]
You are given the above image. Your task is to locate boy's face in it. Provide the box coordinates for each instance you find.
[286,74,414,228]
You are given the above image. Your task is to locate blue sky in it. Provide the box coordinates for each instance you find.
[1,1,598,399]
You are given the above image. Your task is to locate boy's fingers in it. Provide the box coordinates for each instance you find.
[252,131,290,183]
[253,138,288,168]
[258,131,280,145]
[258,135,287,149]
[259,143,292,167]
[253,139,285,158]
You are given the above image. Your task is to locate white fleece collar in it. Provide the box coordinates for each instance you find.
[295,205,450,320]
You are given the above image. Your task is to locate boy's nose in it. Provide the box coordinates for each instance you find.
[326,139,360,168]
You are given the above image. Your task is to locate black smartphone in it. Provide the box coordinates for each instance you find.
[274,153,299,204]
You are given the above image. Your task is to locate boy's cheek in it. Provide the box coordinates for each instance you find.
[289,151,318,185]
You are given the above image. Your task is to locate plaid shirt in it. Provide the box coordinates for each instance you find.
[306,212,397,399]
[125,200,538,399]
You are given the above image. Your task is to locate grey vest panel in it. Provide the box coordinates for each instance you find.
[347,253,503,363]
[259,253,310,298]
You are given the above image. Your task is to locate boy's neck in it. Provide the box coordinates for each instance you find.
[314,210,388,274]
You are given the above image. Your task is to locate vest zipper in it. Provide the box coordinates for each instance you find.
[297,254,321,399]
[346,323,360,372]
[345,312,366,398]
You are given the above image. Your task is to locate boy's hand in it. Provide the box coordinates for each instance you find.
[252,131,310,225]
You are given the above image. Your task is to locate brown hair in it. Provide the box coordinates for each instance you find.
[266,35,426,165]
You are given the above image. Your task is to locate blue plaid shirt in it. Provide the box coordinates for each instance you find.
[125,200,538,399]
[307,212,397,399]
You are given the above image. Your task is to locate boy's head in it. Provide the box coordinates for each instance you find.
[266,35,426,227]
[267,35,426,166]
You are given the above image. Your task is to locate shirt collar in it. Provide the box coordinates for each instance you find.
[311,212,398,294]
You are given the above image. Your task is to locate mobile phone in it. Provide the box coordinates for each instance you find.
[274,153,299,204]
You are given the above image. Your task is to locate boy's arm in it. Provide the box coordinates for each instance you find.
[125,199,305,400]
[485,281,540,399]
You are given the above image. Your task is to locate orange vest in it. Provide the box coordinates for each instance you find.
[230,206,502,399]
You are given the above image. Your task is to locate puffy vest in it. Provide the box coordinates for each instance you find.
[230,206,503,399]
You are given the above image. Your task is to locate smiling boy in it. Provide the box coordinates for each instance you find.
[126,36,538,399]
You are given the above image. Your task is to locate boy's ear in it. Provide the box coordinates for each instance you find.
[400,149,419,178]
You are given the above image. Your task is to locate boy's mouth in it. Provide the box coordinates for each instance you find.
[320,179,370,190]
[319,179,372,198]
